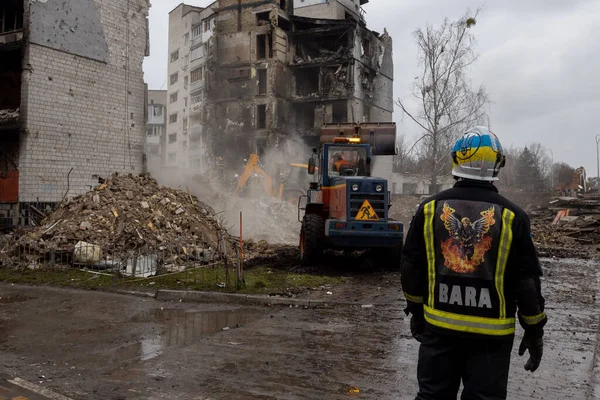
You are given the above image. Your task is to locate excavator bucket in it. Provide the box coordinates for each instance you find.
[320,122,398,156]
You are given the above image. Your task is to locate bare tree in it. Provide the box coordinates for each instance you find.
[396,9,489,189]
[392,133,417,173]
[527,142,552,188]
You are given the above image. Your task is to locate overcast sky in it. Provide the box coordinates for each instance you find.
[143,0,600,175]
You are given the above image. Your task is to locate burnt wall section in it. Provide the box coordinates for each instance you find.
[18,0,149,203]
[29,0,109,63]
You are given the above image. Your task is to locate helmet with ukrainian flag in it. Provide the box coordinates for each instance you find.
[451,126,506,181]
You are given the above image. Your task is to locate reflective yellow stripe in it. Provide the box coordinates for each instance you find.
[495,208,515,319]
[520,312,547,325]
[423,201,436,308]
[404,292,424,304]
[424,305,516,336]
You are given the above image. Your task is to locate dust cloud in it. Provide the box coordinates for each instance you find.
[148,136,314,245]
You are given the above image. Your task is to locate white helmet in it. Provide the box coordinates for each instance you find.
[451,126,506,181]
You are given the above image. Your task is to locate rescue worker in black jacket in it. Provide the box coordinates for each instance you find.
[401,126,547,400]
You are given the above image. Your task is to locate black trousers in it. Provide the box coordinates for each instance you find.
[416,329,514,400]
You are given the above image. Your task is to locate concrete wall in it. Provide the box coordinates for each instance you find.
[18,0,149,203]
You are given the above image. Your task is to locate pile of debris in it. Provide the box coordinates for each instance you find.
[531,196,600,255]
[6,173,237,268]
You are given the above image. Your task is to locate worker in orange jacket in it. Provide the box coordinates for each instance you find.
[332,153,353,173]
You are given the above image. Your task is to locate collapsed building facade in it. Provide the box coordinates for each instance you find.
[0,0,150,229]
[165,0,392,174]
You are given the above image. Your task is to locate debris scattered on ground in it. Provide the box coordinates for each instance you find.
[531,195,600,257]
[4,173,237,269]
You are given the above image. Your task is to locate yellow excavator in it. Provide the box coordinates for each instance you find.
[234,154,313,203]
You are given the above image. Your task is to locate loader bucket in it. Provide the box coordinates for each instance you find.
[320,122,398,156]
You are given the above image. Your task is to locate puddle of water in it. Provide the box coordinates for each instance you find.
[124,309,259,362]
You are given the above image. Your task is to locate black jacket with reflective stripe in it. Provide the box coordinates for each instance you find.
[401,180,547,338]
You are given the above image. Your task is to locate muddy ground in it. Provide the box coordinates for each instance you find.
[0,255,598,400]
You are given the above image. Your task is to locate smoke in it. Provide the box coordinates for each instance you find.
[149,134,314,245]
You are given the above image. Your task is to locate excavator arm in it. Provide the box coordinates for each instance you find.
[234,154,275,196]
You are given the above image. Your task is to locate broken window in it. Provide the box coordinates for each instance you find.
[184,33,189,46]
[258,69,267,95]
[184,97,188,107]
[257,12,270,26]
[361,37,371,57]
[168,134,177,144]
[256,34,272,60]
[296,68,319,97]
[293,104,316,131]
[169,92,178,103]
[183,118,188,129]
[203,18,213,33]
[255,138,267,158]
[169,113,178,124]
[332,101,347,123]
[279,0,287,11]
[191,90,203,104]
[170,50,179,63]
[257,34,266,60]
[184,76,189,89]
[277,16,291,31]
[257,104,267,129]
[190,67,202,83]
[170,73,178,85]
[0,1,24,34]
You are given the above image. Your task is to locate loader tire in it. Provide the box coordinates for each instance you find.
[300,214,325,266]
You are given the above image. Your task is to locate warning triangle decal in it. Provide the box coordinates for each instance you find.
[356,200,379,221]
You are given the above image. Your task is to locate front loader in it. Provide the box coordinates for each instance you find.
[298,123,404,266]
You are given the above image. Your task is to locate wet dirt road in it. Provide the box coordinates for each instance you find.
[0,257,598,400]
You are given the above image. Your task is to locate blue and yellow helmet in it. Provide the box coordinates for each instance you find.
[451,126,506,181]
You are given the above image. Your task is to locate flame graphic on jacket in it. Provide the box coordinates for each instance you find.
[439,202,495,273]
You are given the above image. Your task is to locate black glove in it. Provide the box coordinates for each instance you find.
[410,315,425,342]
[518,334,543,372]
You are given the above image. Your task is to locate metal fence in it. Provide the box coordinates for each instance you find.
[0,230,245,290]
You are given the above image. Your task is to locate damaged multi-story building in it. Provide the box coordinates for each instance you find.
[146,90,168,171]
[0,0,150,228]
[165,0,392,174]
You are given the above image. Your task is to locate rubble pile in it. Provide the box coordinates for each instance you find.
[10,173,236,264]
[531,196,600,255]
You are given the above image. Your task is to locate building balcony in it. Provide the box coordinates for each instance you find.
[190,35,203,48]
[190,55,206,70]
[148,115,165,125]
[189,80,204,93]
[189,124,203,138]
[146,135,160,145]
[0,30,23,45]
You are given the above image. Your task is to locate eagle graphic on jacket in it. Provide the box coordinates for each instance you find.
[440,202,496,273]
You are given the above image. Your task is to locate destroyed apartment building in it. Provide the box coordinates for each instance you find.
[164,0,393,174]
[0,0,150,229]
